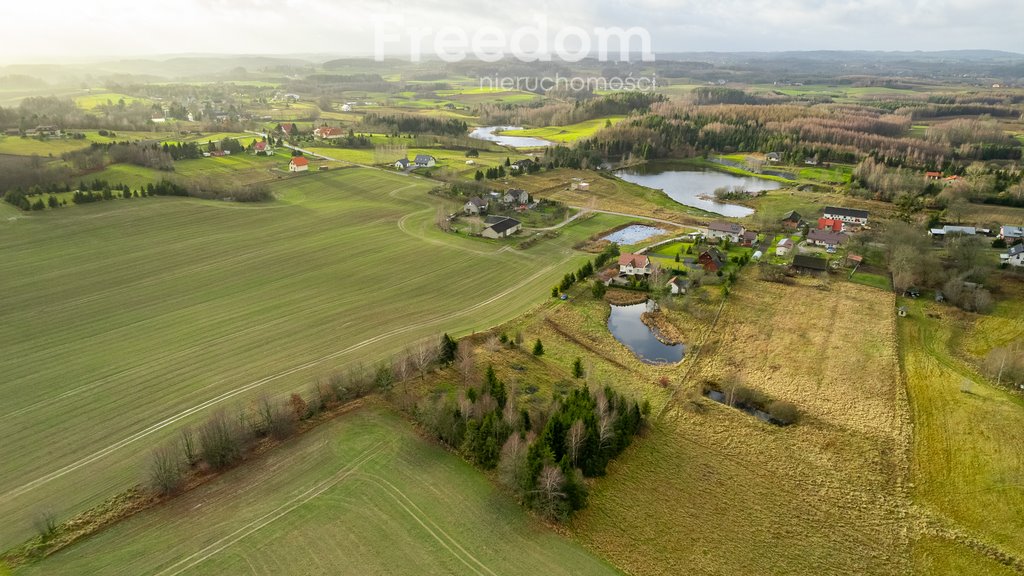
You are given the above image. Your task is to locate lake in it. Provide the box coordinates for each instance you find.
[615,166,782,217]
[607,302,684,364]
[468,126,553,148]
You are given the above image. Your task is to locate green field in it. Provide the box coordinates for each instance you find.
[18,405,621,575]
[899,296,1024,573]
[0,167,627,548]
[498,117,625,144]
[0,136,91,156]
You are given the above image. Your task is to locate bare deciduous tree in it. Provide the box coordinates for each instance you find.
[150,442,184,495]
[533,465,566,519]
[567,419,587,468]
[457,339,476,385]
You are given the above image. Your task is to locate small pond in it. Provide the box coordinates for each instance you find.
[607,302,684,364]
[602,224,667,245]
[468,126,553,148]
[706,389,774,424]
[615,166,782,217]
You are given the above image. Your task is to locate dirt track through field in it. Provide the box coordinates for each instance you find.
[154,442,387,576]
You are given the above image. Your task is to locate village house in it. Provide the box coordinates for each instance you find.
[740,230,759,247]
[780,210,802,230]
[667,276,691,295]
[766,152,782,163]
[925,171,942,181]
[776,237,794,257]
[279,123,296,135]
[817,218,844,232]
[481,216,522,239]
[807,229,849,249]
[822,206,869,227]
[502,188,529,205]
[706,221,745,242]
[35,125,60,137]
[414,154,436,168]
[340,104,352,112]
[792,254,828,272]
[1002,244,1024,267]
[394,158,410,170]
[4,128,20,136]
[618,253,652,276]
[510,159,534,172]
[252,141,273,156]
[698,247,726,272]
[998,225,1024,241]
[464,197,488,215]
[289,156,309,172]
[313,126,344,140]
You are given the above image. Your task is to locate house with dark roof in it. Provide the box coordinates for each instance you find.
[792,254,828,272]
[618,253,651,276]
[510,159,535,172]
[707,221,745,242]
[807,229,849,249]
[698,248,726,272]
[481,217,521,239]
[740,230,759,247]
[776,237,794,256]
[781,210,802,229]
[999,225,1024,241]
[464,197,488,215]
[502,188,529,205]
[766,152,781,163]
[1003,243,1024,267]
[667,276,691,295]
[414,154,436,168]
[822,206,869,226]
[394,158,410,170]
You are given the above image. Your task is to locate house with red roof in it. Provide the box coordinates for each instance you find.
[925,171,942,181]
[618,253,651,276]
[289,156,309,172]
[817,218,844,232]
[252,141,273,156]
[313,126,344,140]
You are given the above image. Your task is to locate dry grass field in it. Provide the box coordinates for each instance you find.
[560,278,913,575]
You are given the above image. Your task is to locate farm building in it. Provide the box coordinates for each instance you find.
[414,154,436,168]
[817,218,844,232]
[929,225,977,238]
[776,238,794,256]
[792,254,828,272]
[481,217,522,239]
[822,206,869,226]
[706,221,745,242]
[289,157,309,172]
[618,253,652,276]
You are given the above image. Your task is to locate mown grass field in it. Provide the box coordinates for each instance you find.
[899,294,1024,574]
[0,167,626,549]
[0,136,92,156]
[499,117,625,144]
[18,405,621,576]
[567,278,913,575]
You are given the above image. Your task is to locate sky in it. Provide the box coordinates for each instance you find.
[1,0,1022,64]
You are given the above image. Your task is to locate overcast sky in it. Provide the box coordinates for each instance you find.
[1,0,1022,64]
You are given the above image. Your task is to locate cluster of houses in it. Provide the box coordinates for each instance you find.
[394,155,437,170]
[458,188,531,239]
[999,225,1024,267]
[5,125,62,138]
[706,221,758,246]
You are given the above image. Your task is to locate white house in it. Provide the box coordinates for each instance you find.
[618,253,652,276]
[464,197,488,215]
[822,206,869,226]
[999,225,1024,241]
[929,225,976,238]
[667,276,690,295]
[340,104,352,112]
[394,158,410,170]
[1005,244,1024,267]
[313,126,344,140]
[289,157,309,172]
[414,154,436,168]
[776,237,794,257]
[707,221,745,242]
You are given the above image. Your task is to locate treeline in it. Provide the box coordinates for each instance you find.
[477,92,663,128]
[360,113,468,136]
[419,352,645,520]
